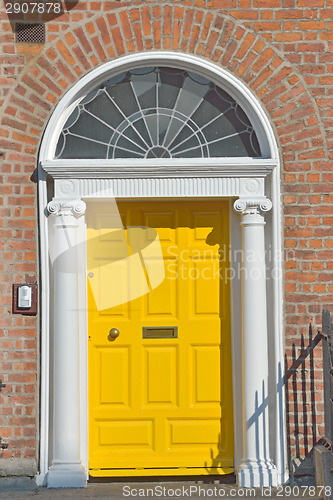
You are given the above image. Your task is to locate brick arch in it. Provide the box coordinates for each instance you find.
[1,3,325,166]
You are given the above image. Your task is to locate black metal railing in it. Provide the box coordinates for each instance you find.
[285,312,333,483]
[285,325,322,460]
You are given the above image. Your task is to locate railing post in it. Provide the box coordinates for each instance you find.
[322,310,333,446]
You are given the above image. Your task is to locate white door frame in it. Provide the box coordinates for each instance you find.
[36,52,287,487]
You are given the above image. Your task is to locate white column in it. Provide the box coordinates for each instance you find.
[47,199,86,488]
[234,198,278,488]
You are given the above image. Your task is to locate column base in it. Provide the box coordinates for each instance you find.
[237,458,278,487]
[47,463,86,488]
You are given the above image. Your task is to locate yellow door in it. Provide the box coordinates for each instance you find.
[87,200,234,476]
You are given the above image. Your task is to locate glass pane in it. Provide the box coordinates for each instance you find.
[85,91,124,129]
[58,133,108,159]
[56,67,261,159]
[67,110,111,144]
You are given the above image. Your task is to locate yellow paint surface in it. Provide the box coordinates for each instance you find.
[88,201,233,476]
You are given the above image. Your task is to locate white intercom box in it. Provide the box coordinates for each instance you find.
[18,285,32,308]
[12,283,38,315]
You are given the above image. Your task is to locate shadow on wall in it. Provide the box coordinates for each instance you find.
[285,324,323,485]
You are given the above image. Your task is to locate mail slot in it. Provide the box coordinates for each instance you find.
[142,327,178,339]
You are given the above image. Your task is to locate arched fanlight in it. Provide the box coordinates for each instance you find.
[55,67,261,159]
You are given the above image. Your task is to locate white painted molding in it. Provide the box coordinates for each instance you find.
[50,177,270,200]
[37,51,287,487]
[79,177,242,198]
[41,158,277,179]
[51,177,268,200]
[36,169,50,488]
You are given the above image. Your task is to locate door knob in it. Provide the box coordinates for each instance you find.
[108,328,120,340]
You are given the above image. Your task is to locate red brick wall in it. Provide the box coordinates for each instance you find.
[0,0,332,477]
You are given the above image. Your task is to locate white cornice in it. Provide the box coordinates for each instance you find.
[41,158,277,179]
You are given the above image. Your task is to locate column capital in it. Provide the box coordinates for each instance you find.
[233,197,272,214]
[47,199,86,227]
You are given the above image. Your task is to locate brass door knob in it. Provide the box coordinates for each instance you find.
[108,328,120,340]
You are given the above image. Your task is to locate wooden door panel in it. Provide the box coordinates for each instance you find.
[98,347,130,406]
[88,201,233,475]
[144,346,178,406]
